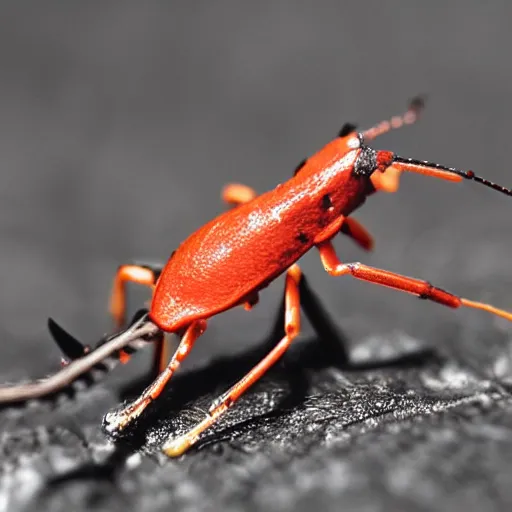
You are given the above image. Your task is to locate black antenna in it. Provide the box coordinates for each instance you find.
[393,156,512,197]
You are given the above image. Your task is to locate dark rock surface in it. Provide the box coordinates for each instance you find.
[0,3,512,511]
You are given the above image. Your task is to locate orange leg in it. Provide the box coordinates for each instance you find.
[103,319,207,434]
[162,265,302,457]
[222,183,257,206]
[317,240,512,321]
[109,262,163,329]
[340,217,374,251]
[109,262,169,371]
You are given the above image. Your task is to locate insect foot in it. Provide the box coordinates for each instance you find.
[102,401,148,435]
[162,436,194,458]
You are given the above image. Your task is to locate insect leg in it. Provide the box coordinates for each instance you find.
[109,261,170,373]
[109,262,164,329]
[162,265,301,457]
[317,240,512,322]
[221,183,257,206]
[340,217,374,251]
[103,319,207,434]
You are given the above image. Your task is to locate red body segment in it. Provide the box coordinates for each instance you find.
[150,136,371,331]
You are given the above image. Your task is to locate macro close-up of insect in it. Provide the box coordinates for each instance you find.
[3,4,512,512]
[1,98,510,458]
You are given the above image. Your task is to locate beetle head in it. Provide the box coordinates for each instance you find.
[351,136,402,193]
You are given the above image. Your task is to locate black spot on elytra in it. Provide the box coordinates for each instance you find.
[293,158,307,176]
[321,194,333,211]
[280,248,297,262]
[296,232,309,244]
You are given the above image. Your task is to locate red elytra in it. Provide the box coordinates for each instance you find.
[151,137,371,332]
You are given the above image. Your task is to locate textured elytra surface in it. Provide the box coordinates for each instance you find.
[1,2,512,512]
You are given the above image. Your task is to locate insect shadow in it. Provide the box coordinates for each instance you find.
[43,288,438,495]
[109,286,439,452]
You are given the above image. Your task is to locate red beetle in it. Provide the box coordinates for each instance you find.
[1,98,511,457]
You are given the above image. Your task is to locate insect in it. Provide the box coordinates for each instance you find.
[0,98,511,457]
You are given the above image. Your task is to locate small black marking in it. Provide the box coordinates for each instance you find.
[321,194,333,211]
[340,223,352,236]
[419,282,433,300]
[293,158,307,176]
[338,123,357,138]
[409,95,426,113]
[296,232,309,244]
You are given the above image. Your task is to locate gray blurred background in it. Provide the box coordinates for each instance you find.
[0,2,512,511]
